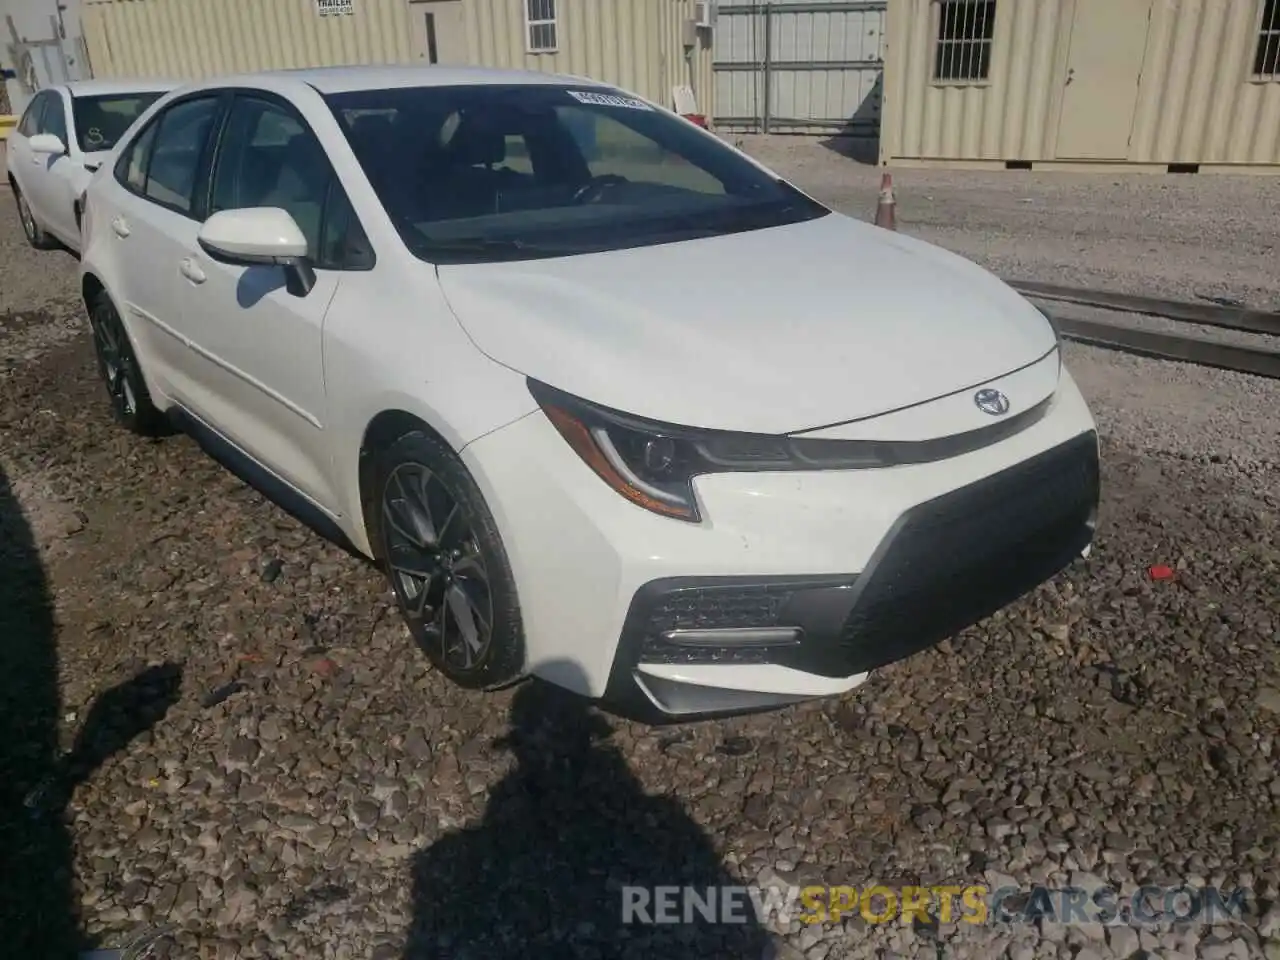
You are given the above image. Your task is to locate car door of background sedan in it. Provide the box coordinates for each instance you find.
[32,91,81,243]
[172,94,340,513]
[11,91,52,218]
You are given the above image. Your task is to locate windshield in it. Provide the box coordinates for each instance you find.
[72,92,166,153]
[325,84,829,263]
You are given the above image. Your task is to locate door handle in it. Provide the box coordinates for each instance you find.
[111,215,130,238]
[179,257,206,285]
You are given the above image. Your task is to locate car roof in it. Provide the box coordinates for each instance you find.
[63,78,183,97]
[180,64,611,97]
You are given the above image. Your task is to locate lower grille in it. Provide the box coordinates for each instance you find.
[836,430,1099,673]
[639,583,800,665]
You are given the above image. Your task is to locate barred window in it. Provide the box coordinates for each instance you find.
[526,0,558,53]
[1256,0,1280,79]
[934,0,996,83]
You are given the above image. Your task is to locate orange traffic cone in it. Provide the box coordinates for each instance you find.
[874,171,896,230]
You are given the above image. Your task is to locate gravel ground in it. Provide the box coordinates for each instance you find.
[1,141,1279,960]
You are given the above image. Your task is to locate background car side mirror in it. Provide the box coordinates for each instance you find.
[197,207,317,298]
[28,133,67,157]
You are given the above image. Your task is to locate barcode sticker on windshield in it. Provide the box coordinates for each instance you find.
[566,90,653,111]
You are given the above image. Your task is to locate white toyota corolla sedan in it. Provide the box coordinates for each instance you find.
[7,79,177,252]
[78,65,1100,720]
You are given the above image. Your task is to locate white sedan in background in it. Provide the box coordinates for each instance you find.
[7,79,176,252]
[78,65,1100,721]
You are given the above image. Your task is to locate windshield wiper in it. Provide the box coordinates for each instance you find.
[648,199,812,240]
[418,237,560,258]
[417,236,588,262]
[423,238,530,253]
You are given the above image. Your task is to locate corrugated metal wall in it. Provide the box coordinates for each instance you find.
[468,0,713,108]
[82,0,421,78]
[881,0,1280,168]
[714,0,887,133]
[1132,0,1280,164]
[81,0,715,113]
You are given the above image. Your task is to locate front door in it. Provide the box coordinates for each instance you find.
[409,0,469,65]
[1055,0,1152,161]
[177,93,339,510]
[17,91,60,228]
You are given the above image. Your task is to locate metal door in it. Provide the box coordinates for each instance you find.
[409,0,469,65]
[1055,0,1152,160]
[712,0,887,135]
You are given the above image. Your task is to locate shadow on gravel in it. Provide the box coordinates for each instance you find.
[0,460,182,957]
[404,663,768,959]
[817,135,880,166]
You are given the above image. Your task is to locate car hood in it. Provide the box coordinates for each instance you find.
[436,212,1058,435]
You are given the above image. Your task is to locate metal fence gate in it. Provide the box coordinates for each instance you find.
[712,0,887,135]
[3,11,90,116]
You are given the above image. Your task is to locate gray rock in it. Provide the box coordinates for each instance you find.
[1262,905,1280,939]
[351,800,381,831]
[305,824,336,852]
[1106,925,1139,957]
[402,730,432,761]
[226,738,260,771]
[258,717,284,742]
[987,819,1016,841]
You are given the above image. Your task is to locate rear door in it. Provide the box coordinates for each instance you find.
[104,93,226,399]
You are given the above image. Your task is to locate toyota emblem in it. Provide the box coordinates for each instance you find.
[974,388,1011,416]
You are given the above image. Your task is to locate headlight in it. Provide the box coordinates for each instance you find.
[528,379,902,524]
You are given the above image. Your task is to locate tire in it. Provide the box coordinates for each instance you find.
[13,183,57,250]
[88,291,168,436]
[369,430,525,690]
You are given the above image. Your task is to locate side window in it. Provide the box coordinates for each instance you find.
[17,93,47,136]
[119,120,160,192]
[42,93,68,144]
[143,96,222,215]
[210,96,351,264]
[317,181,374,271]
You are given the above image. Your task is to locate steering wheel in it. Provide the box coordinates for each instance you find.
[571,174,629,205]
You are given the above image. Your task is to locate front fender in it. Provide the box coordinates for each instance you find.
[321,269,538,554]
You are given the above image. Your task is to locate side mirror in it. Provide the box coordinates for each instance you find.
[29,133,66,157]
[197,207,316,297]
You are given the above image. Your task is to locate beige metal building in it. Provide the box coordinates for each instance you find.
[881,0,1280,172]
[80,0,716,115]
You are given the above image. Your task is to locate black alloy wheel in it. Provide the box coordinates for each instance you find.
[372,431,524,689]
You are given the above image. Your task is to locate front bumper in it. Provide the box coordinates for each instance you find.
[461,370,1100,720]
[605,429,1098,719]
